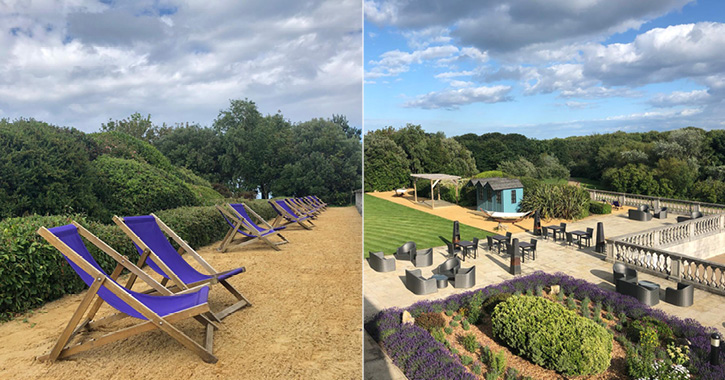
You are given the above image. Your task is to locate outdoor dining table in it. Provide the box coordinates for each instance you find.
[491,234,508,254]
[570,230,588,248]
[545,225,563,241]
[458,240,476,260]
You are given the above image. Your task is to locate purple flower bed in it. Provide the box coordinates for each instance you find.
[365,271,725,379]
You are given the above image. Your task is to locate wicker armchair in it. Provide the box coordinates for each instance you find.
[368,251,395,272]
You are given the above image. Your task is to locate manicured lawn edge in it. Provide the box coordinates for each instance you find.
[365,271,725,380]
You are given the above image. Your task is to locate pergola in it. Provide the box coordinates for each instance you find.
[410,173,462,209]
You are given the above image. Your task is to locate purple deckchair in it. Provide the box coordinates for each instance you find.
[288,198,321,217]
[269,199,315,229]
[114,214,251,320]
[38,223,217,363]
[215,203,289,252]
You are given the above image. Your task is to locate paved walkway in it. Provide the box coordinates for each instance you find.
[364,211,725,378]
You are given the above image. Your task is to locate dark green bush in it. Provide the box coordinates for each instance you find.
[92,156,199,221]
[0,205,230,321]
[491,295,612,376]
[460,333,479,353]
[482,292,513,315]
[0,119,103,220]
[519,183,590,220]
[589,201,612,214]
[626,316,675,345]
[414,312,446,331]
[92,131,175,173]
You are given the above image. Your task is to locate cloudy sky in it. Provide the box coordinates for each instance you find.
[364,0,725,138]
[0,0,362,132]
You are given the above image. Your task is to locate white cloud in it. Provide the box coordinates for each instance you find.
[366,45,459,78]
[649,89,710,107]
[403,85,512,109]
[0,0,362,131]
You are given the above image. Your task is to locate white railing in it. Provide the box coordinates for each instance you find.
[606,239,725,296]
[587,189,725,215]
[614,213,725,249]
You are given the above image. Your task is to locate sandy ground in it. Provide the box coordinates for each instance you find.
[367,190,633,233]
[0,207,362,380]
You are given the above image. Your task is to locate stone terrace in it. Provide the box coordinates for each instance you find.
[364,212,725,332]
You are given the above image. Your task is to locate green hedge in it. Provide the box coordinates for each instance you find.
[92,156,199,221]
[0,204,251,321]
[92,131,176,173]
[589,201,612,215]
[491,295,612,376]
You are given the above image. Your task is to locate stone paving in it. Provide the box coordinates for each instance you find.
[363,212,725,378]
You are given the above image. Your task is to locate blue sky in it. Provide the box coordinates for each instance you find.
[0,1,361,131]
[364,0,725,138]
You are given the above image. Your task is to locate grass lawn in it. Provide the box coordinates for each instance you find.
[364,194,493,257]
[570,176,606,190]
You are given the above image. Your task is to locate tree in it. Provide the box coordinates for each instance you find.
[214,99,291,198]
[654,157,698,198]
[391,124,429,174]
[535,154,570,179]
[602,163,660,195]
[498,157,537,178]
[363,133,409,192]
[272,118,361,205]
[101,112,170,143]
[332,114,361,140]
[155,124,225,184]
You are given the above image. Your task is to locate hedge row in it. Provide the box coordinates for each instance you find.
[589,201,612,214]
[491,295,612,376]
[0,200,275,321]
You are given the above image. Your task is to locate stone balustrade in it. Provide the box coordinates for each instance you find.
[614,213,725,249]
[587,189,725,215]
[606,238,725,296]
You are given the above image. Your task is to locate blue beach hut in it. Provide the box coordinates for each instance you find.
[470,177,524,213]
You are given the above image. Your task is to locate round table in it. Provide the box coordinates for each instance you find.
[432,274,449,288]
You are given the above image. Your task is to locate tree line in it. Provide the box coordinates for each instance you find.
[365,124,725,204]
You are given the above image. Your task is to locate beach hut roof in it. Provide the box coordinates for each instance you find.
[470,177,523,191]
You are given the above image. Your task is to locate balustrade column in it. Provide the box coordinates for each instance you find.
[671,258,681,280]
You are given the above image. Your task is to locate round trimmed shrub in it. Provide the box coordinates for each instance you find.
[491,295,612,376]
[92,155,198,221]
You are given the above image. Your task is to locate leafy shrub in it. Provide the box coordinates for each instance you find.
[445,327,453,335]
[453,314,462,321]
[471,364,481,375]
[92,131,175,173]
[450,320,459,327]
[491,295,612,376]
[430,328,446,344]
[482,293,512,315]
[626,316,674,345]
[460,334,479,353]
[0,119,103,220]
[504,367,519,380]
[589,201,612,214]
[462,321,470,331]
[460,355,473,366]
[92,156,199,221]
[415,312,446,331]
[482,348,507,379]
[519,184,590,220]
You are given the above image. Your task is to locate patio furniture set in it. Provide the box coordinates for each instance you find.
[628,204,668,221]
[613,262,694,307]
[486,232,537,262]
[541,222,595,249]
[369,241,476,295]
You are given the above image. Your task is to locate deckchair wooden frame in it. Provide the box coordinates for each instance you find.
[113,214,251,320]
[215,204,289,252]
[303,196,326,211]
[269,200,315,229]
[287,198,320,218]
[37,225,218,363]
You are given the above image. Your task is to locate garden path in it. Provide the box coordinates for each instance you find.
[0,207,362,380]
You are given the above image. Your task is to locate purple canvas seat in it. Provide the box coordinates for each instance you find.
[38,223,217,363]
[269,199,315,230]
[114,214,251,320]
[215,203,289,252]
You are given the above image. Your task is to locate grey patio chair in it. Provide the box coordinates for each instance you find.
[405,269,437,295]
[629,208,653,221]
[581,227,594,247]
[541,226,550,240]
[565,232,573,246]
[653,207,668,219]
[368,251,395,272]
[521,239,537,261]
[677,211,703,223]
[505,232,512,243]
[453,266,475,289]
[486,235,498,252]
[395,241,416,261]
[446,241,462,260]
[438,257,461,280]
[665,283,694,307]
[616,277,659,306]
[412,248,433,267]
[613,262,638,282]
